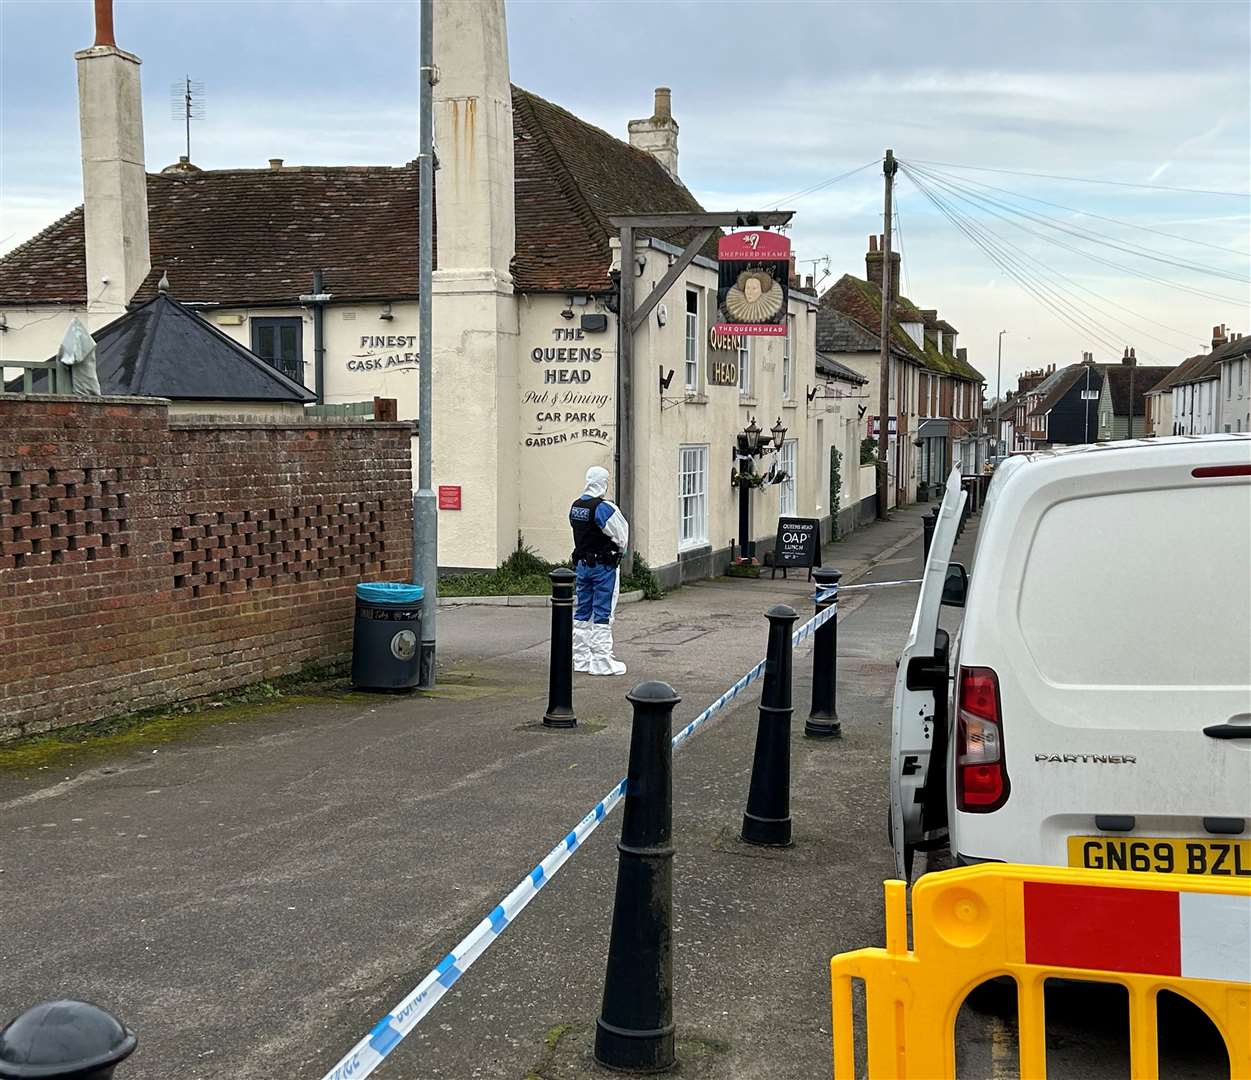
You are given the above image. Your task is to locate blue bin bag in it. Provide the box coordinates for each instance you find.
[356,582,425,606]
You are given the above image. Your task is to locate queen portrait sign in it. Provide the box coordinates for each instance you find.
[714,230,791,337]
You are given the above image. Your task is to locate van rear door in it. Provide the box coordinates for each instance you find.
[890,468,966,881]
[962,447,1251,871]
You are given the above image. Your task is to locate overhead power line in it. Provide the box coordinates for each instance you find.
[901,164,1219,352]
[768,159,881,207]
[905,162,1246,306]
[906,157,1251,199]
[908,163,1251,259]
[903,169,1125,353]
[903,160,1249,286]
[902,166,1205,359]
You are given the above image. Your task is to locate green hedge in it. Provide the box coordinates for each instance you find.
[440,540,664,600]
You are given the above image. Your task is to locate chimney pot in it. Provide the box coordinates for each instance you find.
[653,86,672,120]
[93,0,116,47]
[804,274,814,290]
[868,234,878,253]
[269,158,284,171]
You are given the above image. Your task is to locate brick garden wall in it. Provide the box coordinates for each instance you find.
[0,395,413,739]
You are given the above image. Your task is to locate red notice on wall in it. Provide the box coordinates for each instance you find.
[438,485,462,511]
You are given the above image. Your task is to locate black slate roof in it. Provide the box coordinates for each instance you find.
[8,294,315,402]
[96,294,316,401]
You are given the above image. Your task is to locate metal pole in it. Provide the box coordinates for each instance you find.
[1127,355,1135,440]
[741,603,798,846]
[737,452,752,561]
[922,509,936,562]
[595,680,680,1072]
[876,150,897,519]
[805,569,841,738]
[0,1000,136,1079]
[996,330,1004,416]
[615,225,636,576]
[414,0,438,688]
[1084,364,1091,443]
[543,568,576,728]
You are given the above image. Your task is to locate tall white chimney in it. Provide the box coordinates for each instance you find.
[628,87,679,180]
[76,0,150,327]
[432,0,514,276]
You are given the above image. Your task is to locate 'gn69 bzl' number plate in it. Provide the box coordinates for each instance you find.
[1068,836,1251,877]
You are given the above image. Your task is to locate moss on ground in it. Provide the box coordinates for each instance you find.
[0,663,352,774]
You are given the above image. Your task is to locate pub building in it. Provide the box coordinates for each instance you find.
[0,0,871,586]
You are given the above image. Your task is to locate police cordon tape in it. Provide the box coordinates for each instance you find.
[320,581,919,1079]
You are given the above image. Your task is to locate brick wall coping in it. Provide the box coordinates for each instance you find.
[0,394,414,433]
[170,419,416,432]
[0,392,169,407]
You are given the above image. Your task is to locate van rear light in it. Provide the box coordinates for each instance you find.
[957,666,1010,812]
[1192,464,1251,478]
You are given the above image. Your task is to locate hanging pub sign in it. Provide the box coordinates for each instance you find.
[714,230,791,337]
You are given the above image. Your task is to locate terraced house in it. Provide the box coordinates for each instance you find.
[814,236,986,505]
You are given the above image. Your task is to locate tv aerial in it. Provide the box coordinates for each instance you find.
[169,76,206,164]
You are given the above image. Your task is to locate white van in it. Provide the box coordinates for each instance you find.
[891,436,1251,881]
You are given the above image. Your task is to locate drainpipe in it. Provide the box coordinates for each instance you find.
[312,270,326,402]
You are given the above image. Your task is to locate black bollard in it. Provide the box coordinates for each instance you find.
[595,680,680,1073]
[805,569,842,739]
[922,509,936,562]
[742,604,798,846]
[0,1000,136,1079]
[543,567,577,728]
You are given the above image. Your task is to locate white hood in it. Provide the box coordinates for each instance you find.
[582,465,610,499]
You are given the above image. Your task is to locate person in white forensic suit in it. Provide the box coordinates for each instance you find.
[568,466,629,676]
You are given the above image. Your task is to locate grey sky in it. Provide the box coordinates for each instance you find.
[1,0,1247,386]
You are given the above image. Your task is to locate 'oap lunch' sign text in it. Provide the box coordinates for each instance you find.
[772,517,820,580]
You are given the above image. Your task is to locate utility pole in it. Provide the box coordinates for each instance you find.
[1127,347,1135,440]
[996,329,1007,455]
[414,0,438,687]
[876,149,897,519]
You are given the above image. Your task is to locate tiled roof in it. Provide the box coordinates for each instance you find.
[1172,354,1223,387]
[816,274,984,383]
[511,88,711,291]
[1103,365,1174,416]
[1212,334,1251,366]
[0,85,706,306]
[1027,365,1089,417]
[815,351,868,384]
[814,307,883,354]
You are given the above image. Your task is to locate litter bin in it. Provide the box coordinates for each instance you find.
[351,581,425,690]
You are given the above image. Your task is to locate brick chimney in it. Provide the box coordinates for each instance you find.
[77,0,150,328]
[1213,324,1228,350]
[1121,346,1137,366]
[628,87,679,179]
[865,234,900,303]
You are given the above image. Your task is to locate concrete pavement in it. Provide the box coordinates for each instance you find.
[6,504,1216,1080]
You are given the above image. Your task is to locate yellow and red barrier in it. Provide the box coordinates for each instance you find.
[830,863,1251,1079]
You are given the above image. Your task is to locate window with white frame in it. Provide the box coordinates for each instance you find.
[737,337,751,396]
[678,445,709,549]
[684,289,700,392]
[778,439,797,516]
[782,315,795,400]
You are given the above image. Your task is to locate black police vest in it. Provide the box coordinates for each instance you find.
[569,496,619,564]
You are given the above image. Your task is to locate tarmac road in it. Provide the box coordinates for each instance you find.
[0,509,1233,1079]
